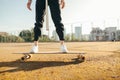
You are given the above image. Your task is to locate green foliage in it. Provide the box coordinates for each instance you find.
[0,35,24,43]
[39,35,51,42]
[19,29,52,42]
[19,29,33,42]
[65,34,71,41]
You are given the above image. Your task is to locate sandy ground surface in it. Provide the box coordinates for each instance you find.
[0,42,120,80]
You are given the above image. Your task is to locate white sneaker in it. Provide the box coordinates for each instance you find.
[30,45,38,53]
[60,45,68,53]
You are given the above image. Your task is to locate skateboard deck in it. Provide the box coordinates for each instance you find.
[13,51,86,62]
[14,51,86,54]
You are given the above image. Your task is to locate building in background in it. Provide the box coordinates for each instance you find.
[90,27,103,41]
[116,30,120,40]
[75,26,82,40]
[90,27,118,41]
[104,27,117,41]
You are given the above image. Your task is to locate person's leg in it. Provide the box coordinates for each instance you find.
[48,0,64,41]
[48,0,68,52]
[31,0,46,53]
[34,0,46,42]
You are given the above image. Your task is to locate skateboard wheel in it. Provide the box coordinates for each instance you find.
[77,55,85,61]
[21,57,24,60]
[82,56,85,60]
[21,57,27,61]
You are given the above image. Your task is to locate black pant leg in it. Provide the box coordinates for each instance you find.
[48,0,64,40]
[34,0,46,41]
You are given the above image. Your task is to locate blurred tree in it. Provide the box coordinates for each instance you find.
[39,35,51,42]
[19,30,33,42]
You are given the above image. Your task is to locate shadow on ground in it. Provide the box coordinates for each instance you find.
[0,59,83,73]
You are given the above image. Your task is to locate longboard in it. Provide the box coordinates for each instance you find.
[13,51,86,62]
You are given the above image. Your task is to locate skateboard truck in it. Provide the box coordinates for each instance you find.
[21,54,32,61]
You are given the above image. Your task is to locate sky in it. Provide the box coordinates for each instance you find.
[0,0,120,35]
